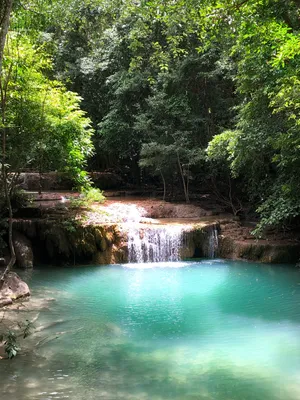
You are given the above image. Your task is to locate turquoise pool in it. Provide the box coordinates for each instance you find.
[1,260,300,400]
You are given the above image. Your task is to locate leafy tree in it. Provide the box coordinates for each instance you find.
[206,0,300,233]
[0,11,96,283]
[2,0,299,233]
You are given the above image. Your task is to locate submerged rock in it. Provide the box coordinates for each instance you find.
[0,272,30,307]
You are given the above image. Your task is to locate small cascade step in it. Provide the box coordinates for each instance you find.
[127,224,184,263]
[206,225,219,258]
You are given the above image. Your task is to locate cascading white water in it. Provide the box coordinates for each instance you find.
[206,225,219,259]
[127,224,184,263]
[124,204,184,263]
[123,204,218,263]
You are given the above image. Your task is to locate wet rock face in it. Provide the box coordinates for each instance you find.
[218,237,300,264]
[180,224,220,259]
[0,272,30,307]
[14,220,125,266]
[217,219,300,263]
[13,231,33,269]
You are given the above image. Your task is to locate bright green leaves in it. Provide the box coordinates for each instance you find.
[272,33,300,68]
[1,32,94,189]
[207,130,238,165]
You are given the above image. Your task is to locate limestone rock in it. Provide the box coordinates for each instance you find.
[18,172,73,191]
[0,272,30,307]
[0,297,13,307]
[13,231,33,269]
[146,203,210,219]
[218,236,300,263]
[99,237,107,252]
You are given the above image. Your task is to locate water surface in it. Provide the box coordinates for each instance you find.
[1,260,300,400]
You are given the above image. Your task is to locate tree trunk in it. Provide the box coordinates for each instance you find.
[0,165,16,290]
[0,4,16,288]
[160,170,166,201]
[177,152,190,204]
[0,0,13,75]
[186,163,190,201]
[131,156,141,185]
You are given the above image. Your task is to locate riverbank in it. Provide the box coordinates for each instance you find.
[0,280,71,359]
[8,194,300,267]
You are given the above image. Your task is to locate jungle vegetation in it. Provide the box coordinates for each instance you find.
[1,0,300,236]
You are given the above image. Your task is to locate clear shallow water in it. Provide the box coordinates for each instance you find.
[1,260,300,400]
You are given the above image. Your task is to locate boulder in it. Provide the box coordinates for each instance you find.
[13,231,33,269]
[0,272,30,307]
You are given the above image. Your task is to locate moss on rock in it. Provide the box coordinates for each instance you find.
[218,236,300,264]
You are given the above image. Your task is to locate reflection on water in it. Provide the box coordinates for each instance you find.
[1,260,300,400]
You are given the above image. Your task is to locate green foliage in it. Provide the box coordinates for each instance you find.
[18,319,35,339]
[1,26,94,190]
[205,0,300,230]
[70,187,105,208]
[82,187,105,202]
[253,190,300,237]
[6,0,300,229]
[0,320,35,359]
[81,187,105,205]
[60,218,80,233]
[0,187,29,215]
[206,130,238,167]
[10,189,32,211]
[4,331,20,359]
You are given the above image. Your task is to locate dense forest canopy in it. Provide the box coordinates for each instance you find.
[1,0,300,234]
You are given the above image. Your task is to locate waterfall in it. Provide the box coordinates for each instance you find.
[206,225,219,259]
[127,224,184,263]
